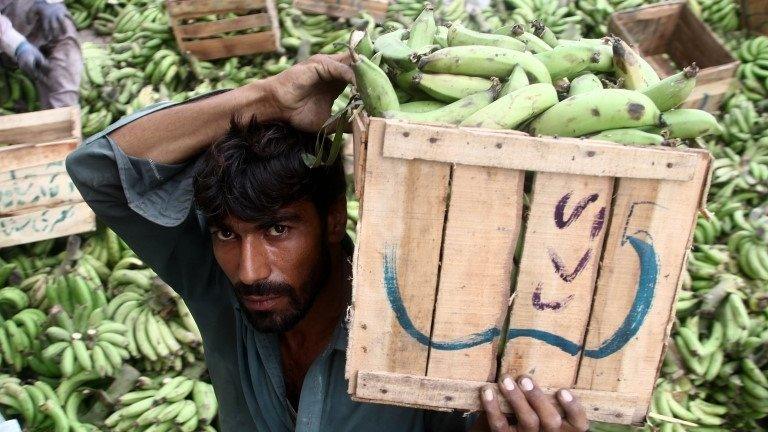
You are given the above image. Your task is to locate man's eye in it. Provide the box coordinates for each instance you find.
[267,225,288,236]
[214,230,235,241]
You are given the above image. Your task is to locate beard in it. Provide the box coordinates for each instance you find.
[233,243,331,333]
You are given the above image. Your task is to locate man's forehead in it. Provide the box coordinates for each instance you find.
[213,200,315,228]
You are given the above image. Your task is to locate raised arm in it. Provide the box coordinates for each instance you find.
[110,53,354,164]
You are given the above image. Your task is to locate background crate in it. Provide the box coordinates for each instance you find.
[167,0,282,60]
[609,0,739,113]
[292,0,388,22]
[0,107,95,248]
[345,115,712,425]
[742,0,768,34]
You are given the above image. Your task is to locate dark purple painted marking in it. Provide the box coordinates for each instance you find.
[548,247,593,282]
[554,192,600,229]
[532,282,575,311]
[591,207,606,239]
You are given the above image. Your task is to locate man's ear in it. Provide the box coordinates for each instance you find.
[326,196,347,243]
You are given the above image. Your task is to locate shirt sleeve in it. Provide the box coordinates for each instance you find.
[65,92,228,301]
[0,13,26,57]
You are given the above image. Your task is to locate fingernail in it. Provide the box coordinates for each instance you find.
[483,388,495,401]
[503,377,515,391]
[520,377,534,391]
[560,389,573,402]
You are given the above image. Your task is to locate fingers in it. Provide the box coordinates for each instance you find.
[479,386,512,432]
[329,51,353,66]
[308,54,355,85]
[557,389,589,432]
[53,16,65,38]
[497,374,539,432]
[518,376,563,432]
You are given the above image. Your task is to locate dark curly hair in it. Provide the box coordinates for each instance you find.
[193,116,346,227]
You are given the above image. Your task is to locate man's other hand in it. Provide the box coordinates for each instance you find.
[475,375,589,432]
[260,53,354,133]
[15,42,50,80]
[28,0,71,39]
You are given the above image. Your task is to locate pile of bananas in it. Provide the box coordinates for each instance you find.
[386,0,470,29]
[506,0,582,37]
[737,36,768,103]
[573,0,649,37]
[690,0,740,32]
[104,375,217,432]
[351,8,721,146]
[0,69,39,114]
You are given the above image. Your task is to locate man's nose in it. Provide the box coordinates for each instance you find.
[238,236,270,285]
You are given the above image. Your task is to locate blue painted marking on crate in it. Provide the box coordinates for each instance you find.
[382,235,658,358]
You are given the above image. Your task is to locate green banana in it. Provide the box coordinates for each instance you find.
[418,46,551,83]
[528,89,662,137]
[353,53,400,117]
[535,42,613,80]
[493,24,552,53]
[399,100,447,112]
[649,109,723,139]
[642,64,699,111]
[568,73,603,96]
[412,72,492,102]
[448,22,526,51]
[407,4,437,49]
[459,83,558,129]
[588,128,666,146]
[384,82,501,124]
[500,65,530,96]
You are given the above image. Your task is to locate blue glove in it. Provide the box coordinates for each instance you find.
[27,0,70,39]
[15,41,50,80]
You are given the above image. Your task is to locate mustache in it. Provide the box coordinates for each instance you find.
[234,281,293,297]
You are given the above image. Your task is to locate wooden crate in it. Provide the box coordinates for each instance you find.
[609,0,739,113]
[742,0,768,35]
[167,0,281,60]
[292,0,388,22]
[345,114,712,425]
[0,107,95,248]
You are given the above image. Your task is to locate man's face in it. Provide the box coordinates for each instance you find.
[209,200,332,333]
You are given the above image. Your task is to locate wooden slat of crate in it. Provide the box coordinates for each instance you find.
[0,106,78,145]
[0,202,96,248]
[0,161,82,216]
[345,119,451,392]
[293,0,388,21]
[380,120,699,181]
[575,150,711,424]
[353,371,639,424]
[742,0,768,34]
[175,13,271,38]
[682,78,739,112]
[501,173,612,388]
[166,0,267,17]
[180,31,279,60]
[0,139,79,173]
[425,165,524,381]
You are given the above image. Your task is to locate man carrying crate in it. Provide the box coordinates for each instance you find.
[0,0,82,109]
[65,53,589,432]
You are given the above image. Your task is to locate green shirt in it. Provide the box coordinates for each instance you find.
[65,94,473,432]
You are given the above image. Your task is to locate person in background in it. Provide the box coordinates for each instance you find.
[0,0,82,109]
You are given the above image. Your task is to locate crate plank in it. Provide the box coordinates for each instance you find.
[353,371,639,424]
[743,0,768,34]
[0,161,82,215]
[176,13,271,38]
[501,173,613,388]
[0,107,77,145]
[352,113,368,200]
[0,202,96,248]
[293,0,388,21]
[682,78,738,111]
[575,151,711,424]
[346,118,451,392]
[166,0,267,17]
[426,165,524,381]
[180,31,278,59]
[380,120,699,181]
[0,139,79,172]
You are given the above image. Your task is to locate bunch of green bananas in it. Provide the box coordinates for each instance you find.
[737,36,768,102]
[727,207,768,280]
[572,0,648,37]
[0,69,39,112]
[690,0,740,32]
[709,144,768,204]
[718,94,768,152]
[278,2,378,56]
[104,375,217,432]
[506,0,582,37]
[104,265,204,373]
[0,289,46,372]
[41,305,130,377]
[352,9,721,146]
[0,375,101,432]
[649,379,730,431]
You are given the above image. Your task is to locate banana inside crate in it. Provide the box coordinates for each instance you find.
[350,4,721,147]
